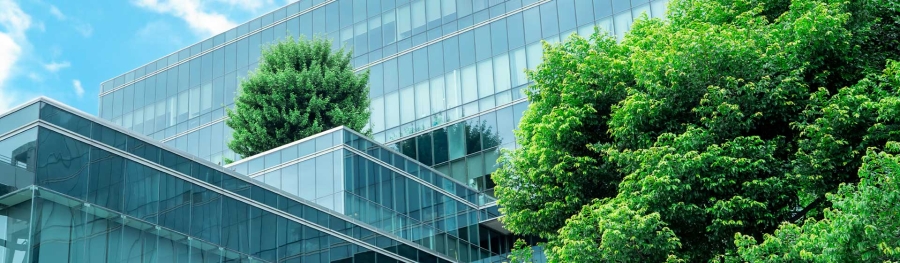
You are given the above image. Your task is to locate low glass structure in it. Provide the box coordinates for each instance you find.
[0,98,475,263]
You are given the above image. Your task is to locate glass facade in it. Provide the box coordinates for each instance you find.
[89,0,671,262]
[98,0,668,165]
[0,98,478,263]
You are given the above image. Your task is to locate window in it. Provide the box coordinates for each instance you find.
[510,47,528,86]
[298,159,316,200]
[558,0,577,32]
[458,31,475,67]
[446,71,461,109]
[190,87,200,118]
[368,16,382,52]
[540,2,560,37]
[490,19,508,56]
[397,5,412,39]
[413,48,429,83]
[426,0,441,29]
[400,86,415,124]
[428,42,444,78]
[201,83,212,113]
[477,60,494,98]
[494,54,512,92]
[614,9,633,39]
[385,92,400,128]
[372,97,385,133]
[416,82,430,118]
[411,0,426,34]
[523,7,542,44]
[430,76,446,114]
[383,11,397,45]
[398,53,413,87]
[383,59,399,93]
[461,65,478,103]
[474,26,492,62]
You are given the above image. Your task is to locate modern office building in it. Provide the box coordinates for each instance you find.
[0,97,519,262]
[0,0,674,262]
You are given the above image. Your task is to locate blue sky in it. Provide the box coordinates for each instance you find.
[0,0,294,114]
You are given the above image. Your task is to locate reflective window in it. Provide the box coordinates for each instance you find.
[446,70,461,109]
[400,86,415,124]
[523,7,542,44]
[430,76,446,114]
[385,92,400,128]
[493,54,511,92]
[473,26,492,62]
[416,82,431,118]
[476,60,494,98]
[540,1,560,37]
[461,65,477,104]
[458,31,475,67]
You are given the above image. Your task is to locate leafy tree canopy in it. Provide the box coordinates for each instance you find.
[494,0,900,261]
[227,36,370,158]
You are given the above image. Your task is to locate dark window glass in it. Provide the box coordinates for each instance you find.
[191,182,222,244]
[40,104,91,137]
[417,132,433,166]
[432,128,449,164]
[465,119,482,154]
[125,162,159,223]
[222,198,250,252]
[87,148,125,211]
[158,174,192,233]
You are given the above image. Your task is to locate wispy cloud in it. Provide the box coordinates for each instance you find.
[43,61,70,72]
[132,0,237,37]
[72,79,84,98]
[48,4,65,20]
[0,0,32,112]
[74,23,92,37]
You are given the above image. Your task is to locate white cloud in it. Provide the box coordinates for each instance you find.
[133,0,237,37]
[42,61,70,72]
[72,79,84,98]
[0,0,32,112]
[48,5,65,20]
[74,23,92,37]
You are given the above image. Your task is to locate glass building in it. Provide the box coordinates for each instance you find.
[86,0,669,262]
[0,97,530,262]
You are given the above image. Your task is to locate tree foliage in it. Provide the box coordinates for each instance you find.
[492,0,900,261]
[227,36,370,157]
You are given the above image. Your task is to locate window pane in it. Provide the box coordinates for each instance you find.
[510,47,528,86]
[540,2,560,37]
[372,97,385,133]
[523,8,542,44]
[416,82,430,119]
[411,0,426,34]
[400,86,415,124]
[385,92,400,128]
[446,71,461,108]
[458,31,475,66]
[430,76,446,114]
[490,19,507,56]
[476,60,494,98]
[473,26,491,62]
[461,65,478,103]
[448,122,465,160]
[397,5,411,39]
[493,54,511,92]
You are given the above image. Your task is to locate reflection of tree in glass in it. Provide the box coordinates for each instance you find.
[396,119,502,163]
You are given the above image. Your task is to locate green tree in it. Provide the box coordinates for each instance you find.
[493,0,900,261]
[227,36,370,158]
[732,142,900,262]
